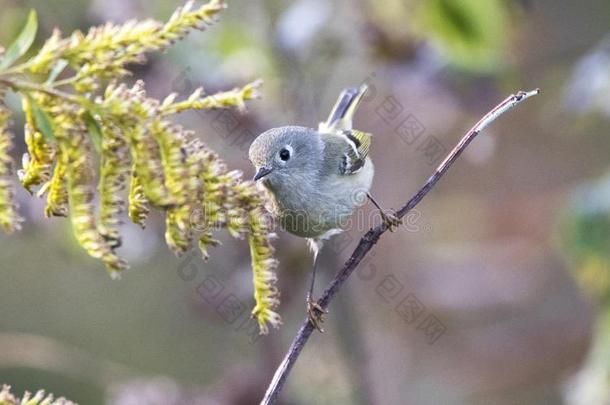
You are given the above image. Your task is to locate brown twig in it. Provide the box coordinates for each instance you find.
[260,89,540,404]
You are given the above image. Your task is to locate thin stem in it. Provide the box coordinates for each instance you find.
[0,77,100,114]
[0,78,84,104]
[0,61,34,77]
[53,76,78,88]
[260,88,540,405]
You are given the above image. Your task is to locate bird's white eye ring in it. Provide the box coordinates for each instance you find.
[279,145,292,161]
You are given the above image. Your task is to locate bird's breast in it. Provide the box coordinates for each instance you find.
[263,159,374,238]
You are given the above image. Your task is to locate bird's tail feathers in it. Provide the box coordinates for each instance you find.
[319,83,368,132]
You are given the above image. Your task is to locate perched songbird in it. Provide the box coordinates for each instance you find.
[248,84,400,331]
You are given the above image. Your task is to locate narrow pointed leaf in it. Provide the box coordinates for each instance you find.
[0,10,38,70]
[45,59,69,84]
[28,97,55,142]
[84,112,102,153]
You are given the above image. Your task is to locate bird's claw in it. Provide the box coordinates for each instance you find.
[380,209,401,231]
[307,294,328,333]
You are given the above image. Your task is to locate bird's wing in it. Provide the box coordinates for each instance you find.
[339,129,372,174]
[319,84,372,175]
[321,131,372,176]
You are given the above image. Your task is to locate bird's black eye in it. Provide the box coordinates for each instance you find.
[279,148,291,161]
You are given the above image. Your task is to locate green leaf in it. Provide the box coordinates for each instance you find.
[415,0,509,73]
[84,112,102,153]
[45,59,69,85]
[0,10,38,70]
[28,96,55,142]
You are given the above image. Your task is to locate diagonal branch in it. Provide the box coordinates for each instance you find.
[261,89,540,405]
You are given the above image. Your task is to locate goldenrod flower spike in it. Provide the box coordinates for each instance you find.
[127,167,150,228]
[43,158,68,217]
[0,97,23,233]
[97,123,130,247]
[238,183,281,333]
[0,1,281,333]
[18,97,55,192]
[161,79,262,115]
[51,108,127,275]
[29,0,226,80]
[247,205,281,334]
[0,384,76,405]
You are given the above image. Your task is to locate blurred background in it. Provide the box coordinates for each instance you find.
[0,0,609,403]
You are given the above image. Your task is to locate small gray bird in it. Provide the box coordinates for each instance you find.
[249,84,400,331]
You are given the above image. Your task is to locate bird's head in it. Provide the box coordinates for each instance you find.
[248,126,323,188]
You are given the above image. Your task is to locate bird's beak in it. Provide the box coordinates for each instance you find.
[253,166,273,181]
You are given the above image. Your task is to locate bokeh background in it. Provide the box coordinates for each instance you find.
[1,0,609,404]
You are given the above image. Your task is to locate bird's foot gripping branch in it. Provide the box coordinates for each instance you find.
[0,1,280,334]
